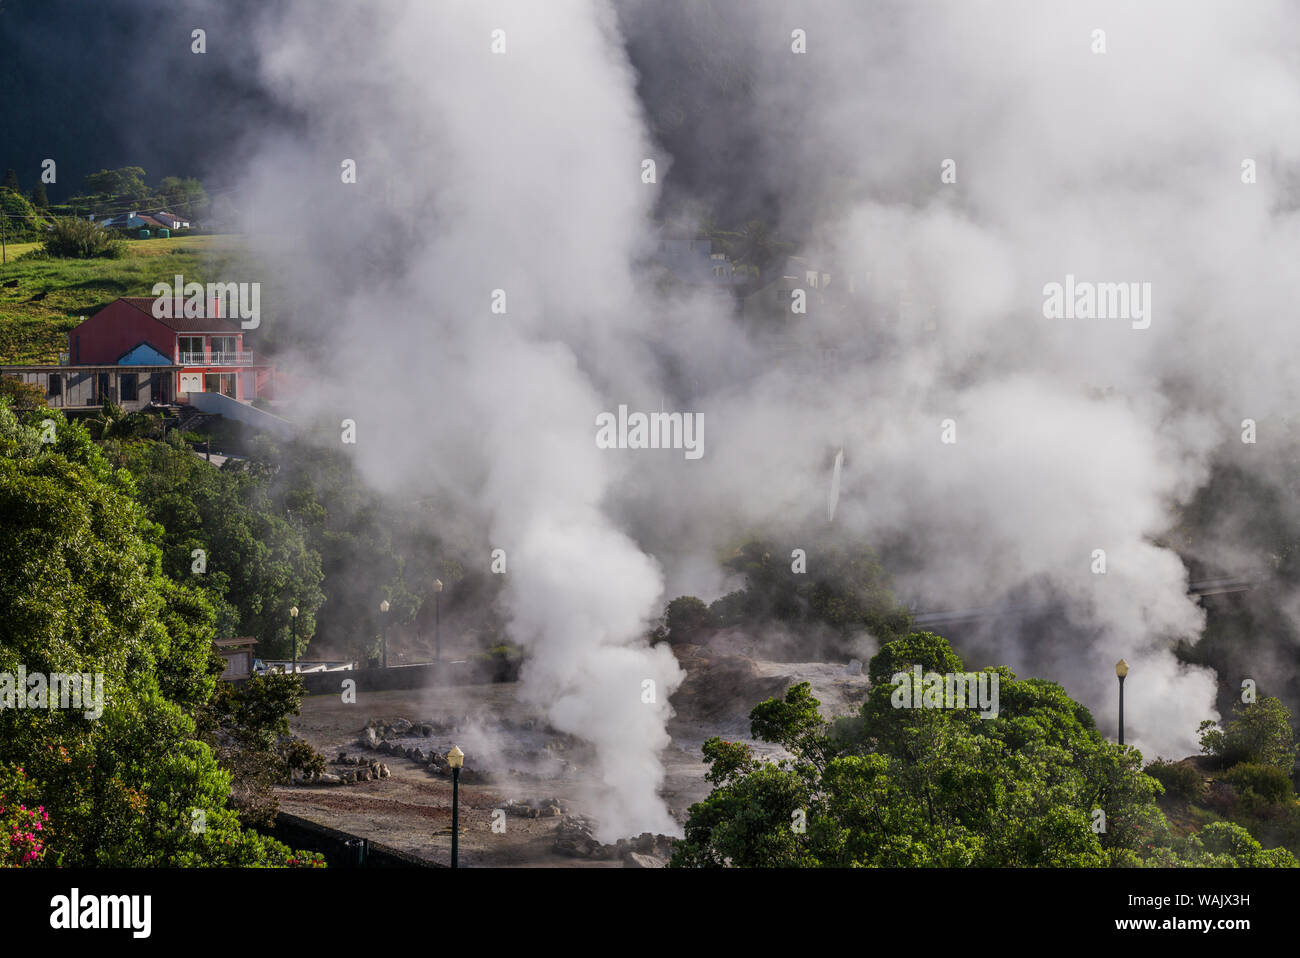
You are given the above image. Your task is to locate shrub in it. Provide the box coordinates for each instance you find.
[664,595,714,644]
[41,216,125,259]
[1199,696,1297,773]
[1222,762,1295,806]
[0,376,47,410]
[0,188,40,239]
[0,765,48,867]
[1145,758,1203,801]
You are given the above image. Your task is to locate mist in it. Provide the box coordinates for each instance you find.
[188,0,1300,832]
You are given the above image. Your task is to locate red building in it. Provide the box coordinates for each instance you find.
[1,296,272,410]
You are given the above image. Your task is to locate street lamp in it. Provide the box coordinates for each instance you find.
[1116,659,1129,746]
[447,744,464,869]
[289,606,299,674]
[433,579,443,662]
[379,599,390,669]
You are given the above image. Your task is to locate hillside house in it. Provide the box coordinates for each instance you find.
[0,296,274,410]
[96,210,189,231]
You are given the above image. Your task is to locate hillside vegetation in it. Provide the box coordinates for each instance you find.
[0,233,251,364]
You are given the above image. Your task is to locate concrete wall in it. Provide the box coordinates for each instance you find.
[297,660,485,696]
[265,812,440,868]
[187,389,296,438]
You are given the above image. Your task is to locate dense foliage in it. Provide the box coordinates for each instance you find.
[672,633,1297,868]
[117,436,325,656]
[195,672,326,827]
[657,538,911,655]
[41,216,124,259]
[1199,696,1297,773]
[0,401,320,866]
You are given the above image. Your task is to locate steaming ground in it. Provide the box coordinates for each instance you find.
[277,648,871,865]
[226,0,1300,831]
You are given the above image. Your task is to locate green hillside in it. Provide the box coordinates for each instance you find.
[0,234,251,364]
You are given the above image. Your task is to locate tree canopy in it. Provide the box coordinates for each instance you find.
[672,632,1297,868]
[0,401,320,865]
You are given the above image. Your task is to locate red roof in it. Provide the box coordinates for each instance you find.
[116,297,245,333]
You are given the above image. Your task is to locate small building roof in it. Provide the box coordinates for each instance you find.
[214,636,258,649]
[115,297,244,334]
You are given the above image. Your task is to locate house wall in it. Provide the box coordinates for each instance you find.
[1,367,170,409]
[72,301,175,364]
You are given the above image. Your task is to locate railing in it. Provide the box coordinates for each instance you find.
[179,351,253,365]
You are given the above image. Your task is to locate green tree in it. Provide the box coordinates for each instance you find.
[0,402,319,865]
[1198,696,1297,773]
[158,175,209,220]
[664,595,714,644]
[2,169,18,192]
[0,188,40,239]
[195,672,325,826]
[82,166,151,204]
[672,633,1297,868]
[30,180,48,209]
[119,437,325,655]
[708,538,911,652]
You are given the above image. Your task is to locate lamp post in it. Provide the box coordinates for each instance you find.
[289,606,299,674]
[1116,658,1129,746]
[379,600,390,669]
[447,744,464,868]
[433,579,443,662]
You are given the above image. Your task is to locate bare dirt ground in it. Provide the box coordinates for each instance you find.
[275,647,872,867]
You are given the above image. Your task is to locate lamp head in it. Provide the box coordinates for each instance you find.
[447,745,464,769]
[1116,658,1129,679]
[434,579,444,593]
[289,606,298,618]
[379,600,390,613]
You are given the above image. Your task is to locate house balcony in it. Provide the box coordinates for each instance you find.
[181,351,253,365]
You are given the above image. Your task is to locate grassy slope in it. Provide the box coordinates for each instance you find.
[0,234,252,364]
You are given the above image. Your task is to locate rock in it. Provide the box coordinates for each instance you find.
[419,724,433,737]
[337,751,348,763]
[359,727,379,748]
[379,764,390,778]
[318,773,341,785]
[624,853,666,868]
[846,658,863,676]
[344,771,357,784]
[540,804,561,817]
[554,815,603,858]
[377,741,392,754]
[635,832,655,853]
[412,748,426,763]
[391,718,413,735]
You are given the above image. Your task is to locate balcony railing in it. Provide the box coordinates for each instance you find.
[180,351,253,365]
